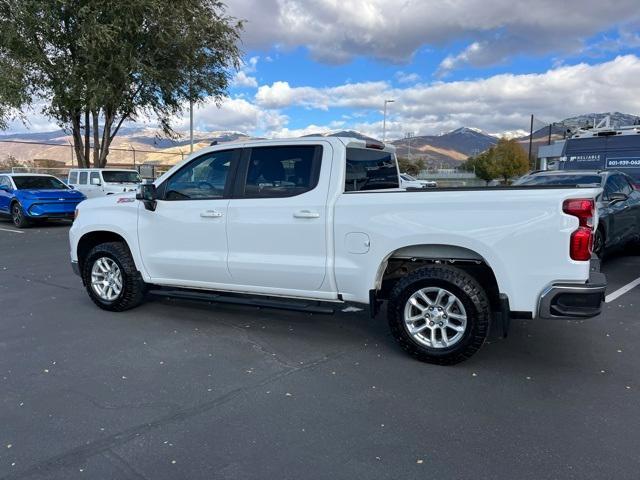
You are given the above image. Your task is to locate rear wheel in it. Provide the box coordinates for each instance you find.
[593,228,605,258]
[11,202,31,228]
[82,241,147,311]
[387,266,491,365]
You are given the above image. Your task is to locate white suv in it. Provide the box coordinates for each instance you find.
[68,169,141,198]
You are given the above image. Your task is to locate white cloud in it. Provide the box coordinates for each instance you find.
[256,55,640,137]
[256,80,388,109]
[395,71,421,84]
[232,71,258,88]
[230,55,260,88]
[172,97,286,134]
[228,0,640,68]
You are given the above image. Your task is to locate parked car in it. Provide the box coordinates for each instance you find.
[0,173,86,227]
[399,173,437,189]
[399,173,425,189]
[514,170,640,256]
[70,137,605,365]
[68,168,141,198]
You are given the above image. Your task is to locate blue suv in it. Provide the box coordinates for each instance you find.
[0,173,86,228]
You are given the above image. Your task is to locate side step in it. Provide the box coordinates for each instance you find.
[151,288,336,315]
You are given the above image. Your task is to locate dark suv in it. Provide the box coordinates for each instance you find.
[515,170,640,256]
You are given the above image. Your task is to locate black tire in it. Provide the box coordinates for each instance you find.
[387,266,491,365]
[11,202,31,228]
[593,227,605,258]
[82,241,147,311]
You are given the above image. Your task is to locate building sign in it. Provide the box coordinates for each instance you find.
[606,157,640,169]
[562,154,603,162]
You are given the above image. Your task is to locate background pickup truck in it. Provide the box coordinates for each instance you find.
[69,137,606,364]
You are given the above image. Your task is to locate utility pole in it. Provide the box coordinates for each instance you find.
[405,132,414,161]
[382,99,394,142]
[528,114,534,168]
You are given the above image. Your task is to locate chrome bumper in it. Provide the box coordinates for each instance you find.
[538,258,606,319]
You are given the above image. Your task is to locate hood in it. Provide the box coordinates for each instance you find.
[20,189,86,200]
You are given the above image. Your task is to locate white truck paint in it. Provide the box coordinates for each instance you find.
[69,137,606,364]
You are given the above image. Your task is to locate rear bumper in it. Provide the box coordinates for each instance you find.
[537,258,606,319]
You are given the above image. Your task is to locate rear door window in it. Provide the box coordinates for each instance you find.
[78,172,88,185]
[68,171,78,184]
[240,145,321,198]
[345,148,399,192]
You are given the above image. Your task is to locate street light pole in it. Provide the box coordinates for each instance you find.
[382,99,395,142]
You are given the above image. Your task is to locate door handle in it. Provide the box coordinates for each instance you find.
[200,210,223,218]
[293,210,320,219]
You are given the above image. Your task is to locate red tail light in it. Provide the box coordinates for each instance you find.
[563,198,595,261]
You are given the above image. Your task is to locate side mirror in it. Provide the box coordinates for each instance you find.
[609,192,628,205]
[136,183,157,211]
[90,177,101,186]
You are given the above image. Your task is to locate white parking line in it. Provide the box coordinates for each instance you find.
[605,277,640,303]
[0,227,24,234]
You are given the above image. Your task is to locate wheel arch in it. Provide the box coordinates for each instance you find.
[373,244,503,310]
[77,230,133,272]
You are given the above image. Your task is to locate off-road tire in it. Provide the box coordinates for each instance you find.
[82,241,147,311]
[387,265,491,365]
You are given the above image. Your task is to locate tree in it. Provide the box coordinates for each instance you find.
[0,0,242,167]
[463,151,497,185]
[398,157,425,176]
[492,138,529,184]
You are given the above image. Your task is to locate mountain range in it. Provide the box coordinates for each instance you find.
[1,112,638,167]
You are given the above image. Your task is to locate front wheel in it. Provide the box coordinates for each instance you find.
[11,202,31,228]
[82,241,147,311]
[387,266,491,365]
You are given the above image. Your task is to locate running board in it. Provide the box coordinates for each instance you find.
[151,288,336,315]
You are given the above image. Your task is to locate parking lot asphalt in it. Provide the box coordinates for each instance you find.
[1,220,639,480]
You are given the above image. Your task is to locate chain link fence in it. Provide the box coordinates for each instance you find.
[0,139,196,179]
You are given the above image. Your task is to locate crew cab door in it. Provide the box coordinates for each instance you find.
[226,143,331,292]
[137,149,239,285]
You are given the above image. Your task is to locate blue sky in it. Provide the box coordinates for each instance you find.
[6,0,640,140]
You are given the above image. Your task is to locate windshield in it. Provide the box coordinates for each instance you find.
[12,176,68,190]
[514,173,603,187]
[102,171,141,183]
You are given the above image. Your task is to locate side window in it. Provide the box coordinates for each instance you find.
[0,176,10,189]
[617,175,633,195]
[68,171,78,184]
[78,171,88,185]
[605,175,630,199]
[90,171,101,185]
[164,150,234,200]
[345,148,400,192]
[241,145,321,198]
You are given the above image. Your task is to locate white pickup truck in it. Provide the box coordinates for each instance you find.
[69,137,606,364]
